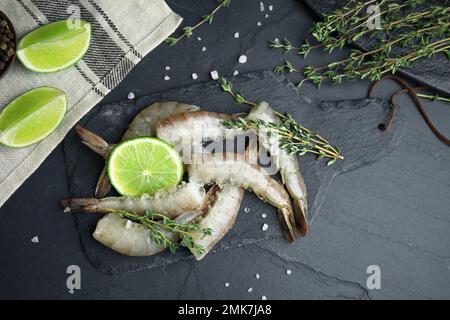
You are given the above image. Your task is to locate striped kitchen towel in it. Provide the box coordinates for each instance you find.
[0,0,182,207]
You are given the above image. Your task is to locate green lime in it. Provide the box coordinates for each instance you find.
[0,87,67,148]
[108,137,184,196]
[17,20,91,73]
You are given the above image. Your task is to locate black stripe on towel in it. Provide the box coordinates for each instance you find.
[101,57,135,90]
[87,0,143,59]
[16,0,44,26]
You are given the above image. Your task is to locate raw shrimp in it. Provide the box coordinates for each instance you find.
[187,153,297,242]
[155,106,308,235]
[93,211,199,257]
[156,111,243,151]
[190,184,244,260]
[122,101,200,139]
[246,102,309,236]
[60,182,205,218]
[77,101,199,198]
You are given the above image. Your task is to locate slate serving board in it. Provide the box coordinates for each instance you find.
[303,0,450,96]
[63,71,405,275]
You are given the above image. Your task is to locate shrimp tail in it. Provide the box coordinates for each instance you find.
[95,166,112,198]
[75,125,112,159]
[277,207,297,243]
[60,198,105,213]
[292,198,309,237]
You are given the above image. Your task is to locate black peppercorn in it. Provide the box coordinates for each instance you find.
[0,15,15,77]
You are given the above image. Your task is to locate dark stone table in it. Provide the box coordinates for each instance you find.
[0,0,449,299]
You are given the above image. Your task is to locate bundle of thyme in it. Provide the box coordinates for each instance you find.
[270,0,450,88]
[218,77,343,165]
[113,210,213,255]
[166,0,231,46]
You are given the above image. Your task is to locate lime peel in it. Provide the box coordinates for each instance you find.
[0,87,67,148]
[17,20,91,73]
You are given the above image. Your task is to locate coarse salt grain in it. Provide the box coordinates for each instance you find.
[192,73,198,80]
[269,5,273,11]
[63,207,71,213]
[238,55,247,64]
[197,37,202,41]
[248,287,253,293]
[210,70,219,80]
[260,2,265,12]
[233,70,239,76]
[225,282,230,287]
[262,295,267,300]
[127,92,135,100]
[234,32,240,39]
[257,21,262,27]
[286,269,292,275]
[265,13,270,18]
[164,75,170,81]
[262,223,269,231]
[256,273,260,279]
[261,213,267,218]
[31,236,39,243]
[244,207,251,213]
[165,65,171,71]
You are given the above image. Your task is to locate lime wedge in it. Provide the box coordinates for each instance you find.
[108,137,184,196]
[0,87,67,148]
[17,20,91,73]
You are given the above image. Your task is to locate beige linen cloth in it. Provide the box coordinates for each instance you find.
[0,0,182,207]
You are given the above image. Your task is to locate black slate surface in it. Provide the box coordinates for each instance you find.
[64,71,404,274]
[1,0,449,299]
[303,0,450,96]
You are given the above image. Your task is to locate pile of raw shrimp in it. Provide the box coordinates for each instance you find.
[61,101,308,260]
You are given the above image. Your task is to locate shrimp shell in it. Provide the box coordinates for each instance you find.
[190,184,244,260]
[187,153,297,242]
[156,111,242,148]
[60,182,205,218]
[122,101,200,140]
[246,102,309,236]
[94,211,199,257]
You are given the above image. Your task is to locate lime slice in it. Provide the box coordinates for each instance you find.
[0,87,67,148]
[108,137,184,196]
[17,20,91,73]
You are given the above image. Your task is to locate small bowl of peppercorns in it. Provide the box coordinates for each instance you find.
[0,10,16,80]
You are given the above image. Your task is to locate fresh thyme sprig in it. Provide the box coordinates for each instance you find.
[218,77,343,164]
[218,77,256,106]
[112,210,213,255]
[269,0,450,87]
[223,117,343,165]
[165,0,231,46]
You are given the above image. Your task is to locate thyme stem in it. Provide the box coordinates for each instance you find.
[166,0,231,46]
